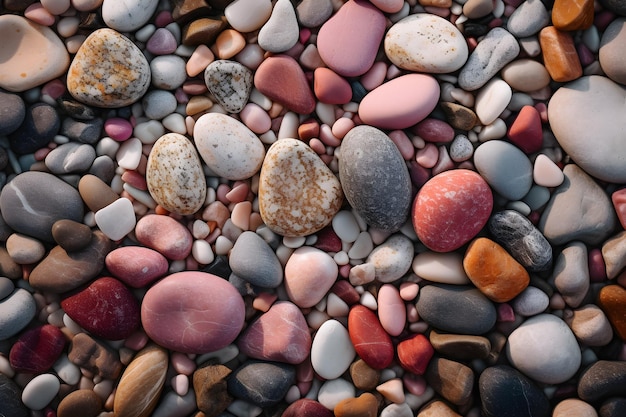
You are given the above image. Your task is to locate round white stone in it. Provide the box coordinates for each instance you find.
[366,234,414,283]
[412,251,470,284]
[22,373,60,410]
[224,0,273,32]
[533,154,564,187]
[101,0,159,32]
[94,197,136,241]
[474,78,512,125]
[310,319,355,380]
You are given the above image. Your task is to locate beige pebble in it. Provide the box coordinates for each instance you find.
[214,29,246,59]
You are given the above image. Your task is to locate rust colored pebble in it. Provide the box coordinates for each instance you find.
[313,67,353,105]
[282,399,334,417]
[539,26,583,82]
[552,0,594,31]
[331,280,361,305]
[507,105,543,154]
[298,119,320,141]
[397,333,435,375]
[598,285,626,340]
[334,393,379,417]
[348,305,395,370]
[417,400,462,417]
[57,390,103,417]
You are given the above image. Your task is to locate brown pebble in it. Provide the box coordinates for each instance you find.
[439,102,477,131]
[429,330,491,360]
[553,398,598,417]
[57,389,103,417]
[418,0,452,7]
[601,230,626,279]
[182,17,228,46]
[425,357,474,406]
[598,285,626,341]
[78,174,119,212]
[350,358,381,391]
[0,246,22,279]
[68,333,123,380]
[552,0,594,31]
[171,0,213,25]
[193,363,233,415]
[52,219,93,252]
[417,400,462,417]
[539,26,583,82]
[334,393,379,417]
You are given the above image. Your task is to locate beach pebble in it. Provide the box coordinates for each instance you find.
[598,284,626,339]
[105,246,169,288]
[0,15,70,92]
[204,60,253,113]
[142,90,177,119]
[366,234,413,283]
[564,305,613,346]
[21,373,60,411]
[0,375,29,417]
[61,277,140,340]
[57,390,103,417]
[506,314,581,384]
[348,305,394,369]
[0,277,13,300]
[146,28,177,55]
[94,197,136,241]
[511,286,549,316]
[283,399,333,417]
[429,330,491,361]
[284,246,338,307]
[224,0,272,32]
[599,19,626,84]
[6,233,46,264]
[377,284,405,336]
[101,0,159,32]
[68,333,122,379]
[552,241,589,308]
[135,214,193,260]
[9,324,66,373]
[458,27,520,91]
[67,28,151,108]
[412,251,470,284]
[0,91,25,135]
[259,138,343,237]
[339,126,412,231]
[602,231,626,279]
[474,79,512,125]
[319,375,357,410]
[539,164,617,246]
[501,59,551,93]
[474,140,532,201]
[79,173,120,212]
[227,360,296,407]
[194,113,265,180]
[0,288,36,340]
[257,0,299,53]
[539,26,582,83]
[52,219,93,252]
[533,154,564,187]
[553,399,598,417]
[358,74,440,129]
[578,360,626,403]
[238,301,310,364]
[425,357,473,406]
[150,55,187,90]
[506,0,550,37]
[45,142,96,174]
[314,68,353,105]
[317,0,386,77]
[311,319,356,379]
[397,334,434,375]
[384,14,468,73]
[9,103,60,154]
[296,0,333,28]
[141,271,245,353]
[552,0,594,31]
[146,133,206,215]
[335,393,379,417]
[416,284,497,335]
[230,231,283,288]
[412,169,493,252]
[193,364,232,416]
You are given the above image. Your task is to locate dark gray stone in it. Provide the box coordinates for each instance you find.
[600,0,626,15]
[229,231,283,288]
[88,155,116,184]
[339,125,411,232]
[61,117,103,144]
[58,98,97,120]
[0,90,25,135]
[227,360,296,407]
[489,209,552,272]
[578,361,626,403]
[416,284,497,335]
[479,365,550,417]
[0,171,84,242]
[9,103,60,154]
[0,374,29,417]
[45,142,97,174]
[600,397,626,417]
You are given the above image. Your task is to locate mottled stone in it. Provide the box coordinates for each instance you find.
[57,390,103,417]
[68,333,122,379]
[204,60,253,113]
[366,234,413,283]
[193,364,233,416]
[227,360,295,407]
[9,324,66,373]
[425,357,474,406]
[578,360,626,403]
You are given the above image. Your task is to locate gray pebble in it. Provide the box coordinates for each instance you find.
[229,231,283,288]
[204,60,253,113]
[142,90,178,120]
[9,103,60,154]
[45,142,96,174]
[511,286,549,316]
[474,140,533,201]
[522,185,550,211]
[449,134,474,162]
[61,117,103,144]
[89,155,116,184]
[58,99,97,120]
[0,277,14,300]
[506,0,550,38]
[0,90,25,136]
[578,360,626,403]
[150,55,187,90]
[0,288,36,340]
[296,0,333,28]
[258,0,299,53]
[0,374,29,417]
[227,360,295,407]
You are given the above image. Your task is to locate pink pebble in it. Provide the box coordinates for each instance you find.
[155,10,174,27]
[413,118,455,143]
[299,28,311,44]
[399,282,419,301]
[497,303,516,322]
[146,28,177,55]
[183,80,208,95]
[240,103,271,134]
[415,143,439,169]
[388,130,415,160]
[369,0,404,13]
[535,102,548,123]
[319,124,341,147]
[105,246,169,288]
[331,117,355,139]
[225,182,249,204]
[339,264,351,278]
[252,292,278,312]
[121,170,148,190]
[24,3,55,26]
[408,160,431,188]
[360,62,387,91]
[175,88,189,104]
[186,45,215,77]
[406,303,419,322]
[313,68,353,105]
[105,118,133,141]
[41,79,66,100]
[377,284,406,337]
[172,374,189,396]
[135,214,193,260]
[309,138,326,155]
[424,6,450,17]
[171,352,197,375]
[403,373,427,396]
[34,147,52,161]
[124,330,149,351]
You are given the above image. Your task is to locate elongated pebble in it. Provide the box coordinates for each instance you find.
[22,373,60,410]
[311,319,355,379]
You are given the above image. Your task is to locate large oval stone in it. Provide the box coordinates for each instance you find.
[348,305,394,370]
[548,75,626,183]
[339,126,412,232]
[141,272,245,353]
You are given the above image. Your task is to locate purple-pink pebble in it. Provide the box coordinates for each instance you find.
[104,118,133,141]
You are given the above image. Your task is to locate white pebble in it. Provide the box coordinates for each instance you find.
[332,210,360,243]
[475,78,512,125]
[348,232,374,259]
[533,154,564,187]
[22,373,60,410]
[57,16,80,37]
[478,118,507,142]
[192,239,214,265]
[214,236,234,255]
[192,220,210,239]
[96,137,121,158]
[116,138,143,170]
[277,112,299,139]
[62,313,83,335]
[94,198,136,241]
[360,291,378,310]
[307,309,330,330]
[412,251,470,284]
[311,320,355,380]
[283,236,306,249]
[0,354,14,378]
[284,385,301,403]
[151,55,187,90]
[326,292,350,317]
[317,378,356,410]
[334,251,350,265]
[134,120,165,144]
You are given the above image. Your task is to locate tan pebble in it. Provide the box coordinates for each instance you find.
[185,96,213,116]
[563,305,613,346]
[553,398,598,417]
[501,59,551,92]
[57,389,103,417]
[417,400,462,417]
[425,357,474,406]
[181,17,227,46]
[79,174,120,212]
[376,378,404,403]
[349,359,380,391]
[214,29,246,59]
[439,102,477,130]
[193,364,233,415]
[6,233,46,264]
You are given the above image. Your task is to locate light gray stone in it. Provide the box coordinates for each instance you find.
[257,0,299,53]
[474,140,533,201]
[0,288,36,340]
[599,18,626,85]
[204,60,253,113]
[45,142,96,174]
[229,231,283,288]
[506,0,550,37]
[296,0,333,28]
[511,286,549,316]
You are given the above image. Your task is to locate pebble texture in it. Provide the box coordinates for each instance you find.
[204,60,253,113]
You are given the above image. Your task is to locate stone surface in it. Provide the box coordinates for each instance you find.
[397,333,434,375]
[9,102,60,154]
[229,231,283,288]
[68,333,122,379]
[204,60,253,113]
[146,133,206,215]
[67,28,150,108]
[552,0,594,31]
[52,219,93,252]
[339,126,412,232]
[0,90,25,136]
[602,230,626,280]
[45,142,96,174]
[78,174,120,213]
[474,140,533,201]
[539,26,582,82]
[334,393,378,417]
[0,374,29,417]
[425,357,473,406]
[101,0,159,31]
[6,232,46,264]
[135,214,193,260]
[539,164,617,246]
[94,198,136,242]
[474,79,512,126]
[227,360,295,407]
[9,324,66,373]
[57,389,102,417]
[257,0,299,53]
[578,360,626,403]
[193,363,233,416]
[348,305,394,369]
[311,319,355,379]
[598,284,626,340]
[412,251,470,285]
[552,241,589,307]
[259,138,343,237]
[105,246,169,288]
[366,234,413,283]
[564,304,613,346]
[412,169,493,252]
[600,18,626,84]
[296,0,333,27]
[350,359,381,391]
[284,246,338,308]
[429,330,491,361]
[0,288,36,340]
[141,272,245,353]
[21,373,60,411]
[282,399,333,417]
[553,399,598,417]
[501,60,551,93]
[506,0,550,37]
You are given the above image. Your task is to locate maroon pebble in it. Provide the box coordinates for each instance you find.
[413,118,455,143]
[9,324,66,373]
[313,226,342,252]
[282,398,334,417]
[507,105,543,154]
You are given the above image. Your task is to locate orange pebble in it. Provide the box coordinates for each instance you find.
[552,0,594,31]
[598,285,626,340]
[539,26,582,82]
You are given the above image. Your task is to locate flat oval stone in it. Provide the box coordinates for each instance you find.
[102,0,159,32]
[506,0,550,37]
[311,319,356,380]
[141,271,245,353]
[204,60,253,113]
[425,357,474,406]
[348,305,394,369]
[0,374,29,417]
[229,231,283,288]
[78,174,120,213]
[9,324,66,373]
[105,246,169,288]
[135,214,193,260]
[227,360,296,407]
[259,138,343,237]
[317,0,386,77]
[377,284,405,336]
[57,390,102,417]
[384,13,468,73]
[416,284,497,335]
[21,373,59,411]
[67,28,150,108]
[284,246,338,308]
[412,169,493,252]
[474,140,533,201]
[194,113,265,180]
[548,76,626,183]
[0,171,84,242]
[501,59,551,92]
[578,360,626,403]
[146,133,206,215]
[339,126,412,232]
[224,0,272,32]
[0,288,36,340]
[358,74,440,129]
[506,314,581,384]
[0,15,69,92]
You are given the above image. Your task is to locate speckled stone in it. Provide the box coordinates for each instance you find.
[204,60,253,113]
[67,28,150,108]
[339,125,411,232]
[489,210,552,272]
[259,138,343,237]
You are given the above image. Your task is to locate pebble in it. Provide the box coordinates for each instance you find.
[9,324,66,373]
[458,27,520,91]
[0,288,36,340]
[146,28,177,55]
[296,0,333,28]
[0,15,70,92]
[599,18,626,84]
[224,0,271,32]
[21,373,60,411]
[52,219,93,252]
[317,0,386,77]
[311,319,356,380]
[314,67,354,105]
[501,59,551,93]
[416,284,497,335]
[548,76,626,183]
[9,102,60,154]
[348,305,394,369]
[94,198,136,241]
[377,284,405,336]
[474,140,533,201]
[598,284,626,339]
[79,174,119,212]
[429,330,491,361]
[397,334,434,375]
[67,28,151,108]
[105,246,169,288]
[578,360,626,403]
[0,277,13,300]
[259,138,343,237]
[425,357,473,406]
[0,90,25,135]
[553,0,594,31]
[417,400,462,417]
[334,393,378,417]
[227,360,296,407]
[506,0,550,37]
[552,241,589,308]
[553,399,598,417]
[412,169,493,252]
[318,378,356,409]
[533,153,564,187]
[230,231,283,288]
[284,246,338,307]
[283,399,334,417]
[204,60,253,113]
[366,234,414,283]
[564,304,613,346]
[68,333,122,379]
[257,0,299,53]
[146,133,207,215]
[142,90,177,120]
[449,135,474,162]
[150,55,187,90]
[384,13,468,73]
[358,74,440,129]
[113,344,168,417]
[539,164,617,246]
[194,112,265,180]
[193,364,232,416]
[489,210,552,272]
[474,79,512,126]
[412,251,470,284]
[463,237,530,302]
[135,214,193,260]
[339,126,412,232]
[539,26,583,82]
[506,314,581,384]
[602,231,626,279]
[238,301,310,364]
[101,0,159,32]
[44,142,95,174]
[57,390,103,417]
[0,374,29,417]
[61,277,140,340]
[6,233,46,264]
[142,272,245,353]
[511,286,549,316]
[479,365,550,417]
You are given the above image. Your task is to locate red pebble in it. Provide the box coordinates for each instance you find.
[9,325,66,373]
[408,161,431,189]
[282,399,333,417]
[588,248,608,282]
[348,305,394,370]
[313,67,353,105]
[397,333,434,375]
[61,277,140,340]
[412,169,493,252]
[313,226,342,252]
[413,118,455,143]
[507,105,543,154]
[105,246,169,288]
[331,280,360,305]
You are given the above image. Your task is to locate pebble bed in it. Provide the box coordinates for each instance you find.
[1,0,626,416]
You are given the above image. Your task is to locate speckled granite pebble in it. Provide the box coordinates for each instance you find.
[204,60,253,113]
